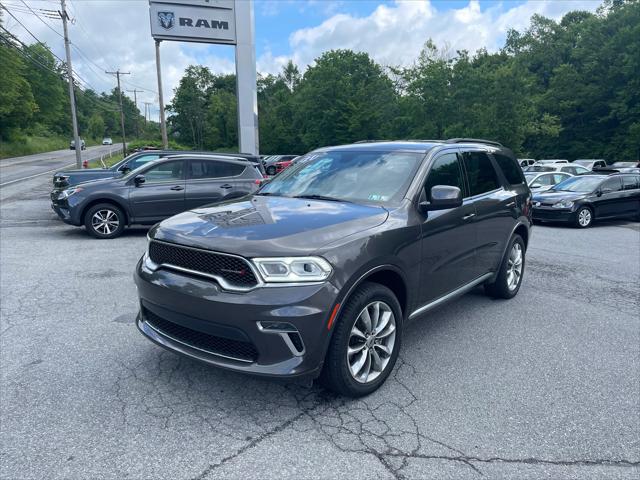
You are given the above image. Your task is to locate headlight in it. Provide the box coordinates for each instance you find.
[552,199,574,209]
[252,257,332,283]
[59,187,83,199]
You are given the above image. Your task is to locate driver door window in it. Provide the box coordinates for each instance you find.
[424,153,465,200]
[144,160,184,183]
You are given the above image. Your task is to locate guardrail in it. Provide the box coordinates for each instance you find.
[84,145,124,169]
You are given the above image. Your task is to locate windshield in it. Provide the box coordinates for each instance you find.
[525,166,554,172]
[258,150,424,204]
[551,176,604,192]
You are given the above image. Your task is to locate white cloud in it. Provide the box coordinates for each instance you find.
[287,0,601,69]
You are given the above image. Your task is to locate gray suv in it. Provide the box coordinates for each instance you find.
[135,140,532,396]
[51,155,263,238]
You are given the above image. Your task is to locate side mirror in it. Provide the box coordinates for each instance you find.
[118,164,130,173]
[531,182,542,188]
[419,185,463,212]
[134,174,146,186]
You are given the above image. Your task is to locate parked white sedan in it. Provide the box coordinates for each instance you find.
[524,171,573,192]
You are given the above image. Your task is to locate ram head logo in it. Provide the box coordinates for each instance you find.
[157,11,175,30]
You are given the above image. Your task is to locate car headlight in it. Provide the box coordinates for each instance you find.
[252,257,332,283]
[59,187,83,199]
[552,199,574,209]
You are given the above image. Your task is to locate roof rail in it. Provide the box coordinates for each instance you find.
[353,140,391,144]
[445,138,503,147]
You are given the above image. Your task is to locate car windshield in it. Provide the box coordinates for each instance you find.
[573,160,593,167]
[524,173,538,183]
[525,166,554,172]
[258,150,424,204]
[551,176,604,192]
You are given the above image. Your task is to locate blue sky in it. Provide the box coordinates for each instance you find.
[5,0,601,117]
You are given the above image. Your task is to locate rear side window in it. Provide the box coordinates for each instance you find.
[622,176,639,190]
[462,152,502,196]
[493,153,525,185]
[424,153,465,200]
[189,160,245,179]
[601,177,623,192]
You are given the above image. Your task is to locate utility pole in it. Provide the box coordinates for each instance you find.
[106,70,130,156]
[127,89,143,139]
[155,40,168,149]
[143,102,152,127]
[59,0,81,168]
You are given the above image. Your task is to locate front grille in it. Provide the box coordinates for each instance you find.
[144,309,258,362]
[149,240,258,289]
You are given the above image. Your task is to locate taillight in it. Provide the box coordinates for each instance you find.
[254,179,263,185]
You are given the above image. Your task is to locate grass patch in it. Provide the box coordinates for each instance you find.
[0,136,69,159]
[87,153,124,169]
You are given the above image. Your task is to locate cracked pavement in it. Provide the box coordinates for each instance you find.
[1,176,639,479]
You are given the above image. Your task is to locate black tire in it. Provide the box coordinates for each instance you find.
[84,203,126,239]
[319,282,402,397]
[574,206,593,228]
[484,234,525,299]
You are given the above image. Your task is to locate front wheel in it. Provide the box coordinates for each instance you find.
[574,206,593,228]
[319,282,402,397]
[84,203,125,239]
[485,234,525,299]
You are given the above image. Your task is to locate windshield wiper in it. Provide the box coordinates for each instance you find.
[293,194,350,203]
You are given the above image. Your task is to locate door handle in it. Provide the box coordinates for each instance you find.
[220,184,233,189]
[462,213,476,221]
[170,185,184,191]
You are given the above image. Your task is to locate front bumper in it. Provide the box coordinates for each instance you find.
[532,206,575,223]
[134,257,340,379]
[50,191,83,225]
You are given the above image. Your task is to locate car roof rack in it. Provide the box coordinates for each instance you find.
[445,138,503,147]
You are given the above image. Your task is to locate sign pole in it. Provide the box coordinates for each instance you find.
[234,0,258,155]
[155,40,169,149]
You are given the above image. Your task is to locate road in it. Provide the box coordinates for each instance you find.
[0,174,638,479]
[0,145,122,187]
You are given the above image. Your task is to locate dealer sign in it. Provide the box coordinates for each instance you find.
[149,0,237,44]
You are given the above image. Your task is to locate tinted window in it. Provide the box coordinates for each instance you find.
[144,161,184,182]
[493,153,525,185]
[601,177,623,192]
[424,153,464,200]
[462,151,501,196]
[189,160,245,179]
[622,176,639,191]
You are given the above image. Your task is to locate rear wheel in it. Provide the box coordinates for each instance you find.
[320,282,402,397]
[84,203,125,239]
[574,206,593,228]
[485,234,525,299]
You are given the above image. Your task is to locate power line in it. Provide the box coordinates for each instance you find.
[18,0,63,38]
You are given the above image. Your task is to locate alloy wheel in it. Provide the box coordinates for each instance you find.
[347,301,396,384]
[506,242,523,291]
[92,209,119,235]
[578,208,592,227]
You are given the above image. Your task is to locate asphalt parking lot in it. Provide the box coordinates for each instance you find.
[1,176,639,479]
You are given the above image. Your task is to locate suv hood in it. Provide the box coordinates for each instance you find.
[151,195,389,257]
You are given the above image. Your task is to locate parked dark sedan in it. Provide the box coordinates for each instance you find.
[51,155,263,238]
[53,151,265,189]
[532,173,640,227]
